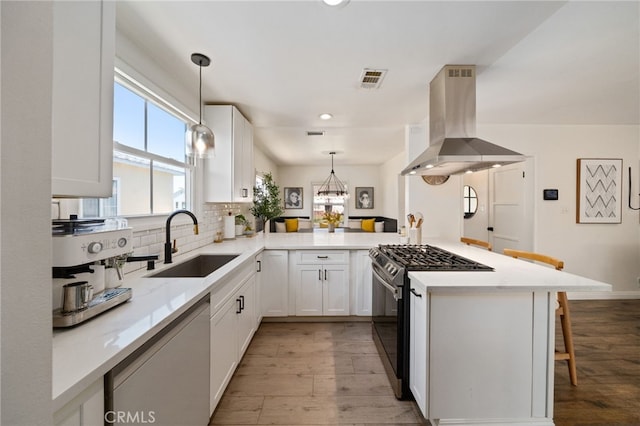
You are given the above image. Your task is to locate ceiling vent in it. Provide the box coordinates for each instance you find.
[307,131,325,136]
[359,68,387,89]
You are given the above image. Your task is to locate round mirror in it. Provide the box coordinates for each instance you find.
[463,185,478,219]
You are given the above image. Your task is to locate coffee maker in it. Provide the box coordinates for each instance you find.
[52,217,134,328]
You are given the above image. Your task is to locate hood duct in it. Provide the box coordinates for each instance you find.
[401,65,525,176]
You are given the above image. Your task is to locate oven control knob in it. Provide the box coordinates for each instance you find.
[117,237,128,248]
[87,241,103,254]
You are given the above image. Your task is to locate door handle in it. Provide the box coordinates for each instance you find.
[487,226,494,232]
[256,260,261,272]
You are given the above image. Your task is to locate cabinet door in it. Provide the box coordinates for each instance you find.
[241,118,254,201]
[261,250,289,317]
[210,297,238,414]
[353,251,373,316]
[237,275,256,358]
[232,109,245,202]
[295,266,323,316]
[409,282,427,418]
[323,265,350,316]
[52,0,114,197]
[203,105,234,202]
[54,378,103,426]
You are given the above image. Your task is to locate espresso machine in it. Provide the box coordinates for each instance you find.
[52,218,134,328]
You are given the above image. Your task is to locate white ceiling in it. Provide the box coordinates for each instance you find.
[116,1,639,167]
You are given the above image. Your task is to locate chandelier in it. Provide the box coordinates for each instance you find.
[317,152,349,198]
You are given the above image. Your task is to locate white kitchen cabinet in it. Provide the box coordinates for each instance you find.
[54,378,103,426]
[209,268,257,414]
[203,105,254,202]
[351,250,373,316]
[292,251,349,316]
[409,280,428,418]
[259,250,289,317]
[52,0,115,197]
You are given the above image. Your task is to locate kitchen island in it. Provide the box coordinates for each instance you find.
[406,241,611,426]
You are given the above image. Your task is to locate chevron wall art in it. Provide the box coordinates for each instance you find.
[577,158,623,223]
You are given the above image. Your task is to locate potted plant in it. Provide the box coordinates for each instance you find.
[322,211,342,233]
[250,172,283,232]
[235,214,247,236]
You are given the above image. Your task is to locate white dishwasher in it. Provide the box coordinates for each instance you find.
[105,296,210,426]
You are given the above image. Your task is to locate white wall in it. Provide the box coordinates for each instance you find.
[278,165,384,218]
[480,124,640,295]
[1,2,53,424]
[380,152,405,220]
[254,146,278,182]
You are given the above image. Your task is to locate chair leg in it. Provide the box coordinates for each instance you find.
[558,291,578,386]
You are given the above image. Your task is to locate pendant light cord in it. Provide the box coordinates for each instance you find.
[198,61,203,125]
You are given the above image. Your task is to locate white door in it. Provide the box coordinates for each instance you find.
[488,159,535,254]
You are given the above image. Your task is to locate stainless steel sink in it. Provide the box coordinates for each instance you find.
[148,254,239,278]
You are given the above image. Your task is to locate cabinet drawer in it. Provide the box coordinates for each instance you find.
[296,251,348,265]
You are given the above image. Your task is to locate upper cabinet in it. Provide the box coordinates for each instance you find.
[203,105,254,203]
[51,1,115,198]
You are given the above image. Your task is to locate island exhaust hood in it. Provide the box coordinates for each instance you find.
[401,65,525,176]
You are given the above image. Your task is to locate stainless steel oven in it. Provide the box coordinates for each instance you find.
[370,248,410,399]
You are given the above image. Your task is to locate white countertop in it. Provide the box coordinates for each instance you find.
[52,233,610,409]
[51,231,400,409]
[408,241,612,293]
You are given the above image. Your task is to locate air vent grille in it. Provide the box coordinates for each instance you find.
[307,131,325,136]
[359,68,387,89]
[447,67,474,78]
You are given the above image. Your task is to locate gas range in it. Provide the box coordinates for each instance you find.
[372,244,494,272]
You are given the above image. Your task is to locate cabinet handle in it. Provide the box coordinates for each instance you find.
[236,298,242,314]
[410,288,422,298]
[239,295,245,311]
[256,260,261,272]
[319,269,322,281]
[242,188,248,198]
[317,255,329,259]
[324,269,327,281]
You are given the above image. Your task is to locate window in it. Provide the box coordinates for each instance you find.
[312,184,347,227]
[81,80,191,217]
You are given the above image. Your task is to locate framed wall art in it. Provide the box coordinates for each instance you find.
[576,158,622,224]
[284,187,303,209]
[355,187,374,209]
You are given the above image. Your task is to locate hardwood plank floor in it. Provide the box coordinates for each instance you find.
[210,299,640,425]
[553,299,640,426]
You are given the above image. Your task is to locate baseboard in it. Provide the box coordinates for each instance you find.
[568,290,640,300]
[261,315,372,323]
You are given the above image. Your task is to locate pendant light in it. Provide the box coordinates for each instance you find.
[317,152,349,198]
[185,53,215,160]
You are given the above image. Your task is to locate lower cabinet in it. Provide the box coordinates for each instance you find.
[292,251,349,316]
[259,250,289,317]
[351,250,373,315]
[210,270,256,415]
[54,378,103,426]
[409,280,428,417]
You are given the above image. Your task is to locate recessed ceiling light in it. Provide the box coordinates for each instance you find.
[322,0,350,6]
[425,164,434,169]
[319,113,333,120]
[492,164,502,168]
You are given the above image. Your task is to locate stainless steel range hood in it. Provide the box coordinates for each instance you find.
[401,65,525,176]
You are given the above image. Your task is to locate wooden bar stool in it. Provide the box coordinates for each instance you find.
[503,248,577,386]
[460,237,492,251]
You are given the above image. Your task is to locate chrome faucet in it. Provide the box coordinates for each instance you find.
[164,209,199,264]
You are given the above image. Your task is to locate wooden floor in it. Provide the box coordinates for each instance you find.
[210,299,640,425]
[553,299,640,426]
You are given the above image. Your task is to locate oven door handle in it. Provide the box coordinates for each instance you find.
[372,267,401,300]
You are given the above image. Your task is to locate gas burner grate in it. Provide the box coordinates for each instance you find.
[378,244,493,271]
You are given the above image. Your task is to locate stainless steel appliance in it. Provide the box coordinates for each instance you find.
[370,244,493,399]
[105,296,210,426]
[52,218,133,327]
